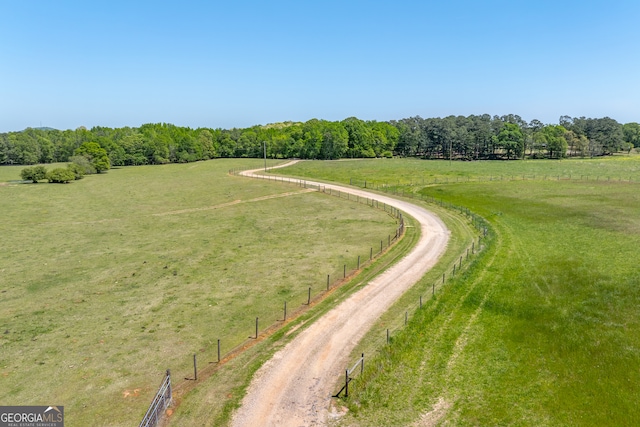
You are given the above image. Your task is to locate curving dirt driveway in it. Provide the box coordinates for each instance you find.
[232,163,449,426]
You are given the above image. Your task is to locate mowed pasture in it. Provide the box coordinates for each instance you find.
[0,159,400,426]
[281,156,640,426]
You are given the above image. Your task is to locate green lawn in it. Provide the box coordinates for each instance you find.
[0,159,400,426]
[278,157,640,426]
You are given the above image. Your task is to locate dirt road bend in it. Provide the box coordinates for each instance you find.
[232,163,449,426]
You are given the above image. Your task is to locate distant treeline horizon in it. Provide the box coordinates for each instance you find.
[1,114,638,166]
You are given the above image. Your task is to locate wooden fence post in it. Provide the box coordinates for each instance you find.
[217,339,221,363]
[345,369,349,397]
[255,317,259,339]
[193,354,197,381]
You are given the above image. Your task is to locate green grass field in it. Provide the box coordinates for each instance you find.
[279,157,640,426]
[0,160,401,426]
[4,156,639,426]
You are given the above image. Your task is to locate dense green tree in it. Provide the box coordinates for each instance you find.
[564,116,624,155]
[565,130,589,157]
[623,123,640,152]
[494,123,524,159]
[74,142,110,173]
[342,117,373,158]
[537,125,568,158]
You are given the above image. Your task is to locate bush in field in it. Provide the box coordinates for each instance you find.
[68,155,96,175]
[46,167,75,183]
[20,165,48,183]
[66,162,86,180]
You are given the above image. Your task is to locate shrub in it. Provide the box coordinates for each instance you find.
[68,155,96,175]
[66,162,85,180]
[20,165,48,183]
[46,168,75,183]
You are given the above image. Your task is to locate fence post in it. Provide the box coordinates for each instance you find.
[386,328,390,344]
[327,274,330,291]
[345,369,349,397]
[167,369,172,396]
[284,301,287,321]
[370,247,373,261]
[361,353,364,375]
[217,339,221,363]
[193,354,197,381]
[308,287,311,305]
[255,317,259,339]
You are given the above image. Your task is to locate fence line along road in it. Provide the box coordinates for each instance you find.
[231,162,450,427]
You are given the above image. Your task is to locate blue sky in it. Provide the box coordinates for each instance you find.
[1,0,639,132]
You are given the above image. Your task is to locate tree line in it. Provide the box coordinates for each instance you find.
[1,115,638,167]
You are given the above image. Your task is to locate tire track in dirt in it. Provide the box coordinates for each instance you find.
[230,162,450,426]
[152,189,314,216]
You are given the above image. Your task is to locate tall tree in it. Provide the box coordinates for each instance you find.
[622,122,640,152]
[495,122,524,159]
[74,142,110,173]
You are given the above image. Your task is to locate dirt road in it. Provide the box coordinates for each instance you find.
[232,164,449,426]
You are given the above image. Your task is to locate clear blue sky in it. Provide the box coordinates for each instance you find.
[1,0,639,132]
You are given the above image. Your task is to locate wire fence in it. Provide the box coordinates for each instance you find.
[329,178,491,398]
[227,167,493,403]
[137,168,406,425]
[334,232,489,398]
[349,172,639,190]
